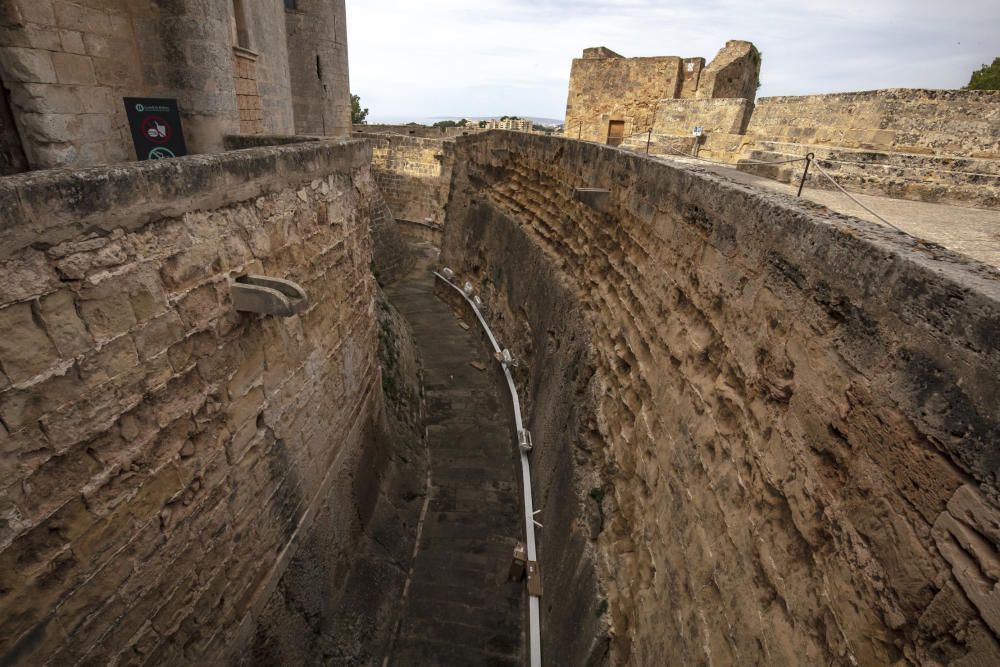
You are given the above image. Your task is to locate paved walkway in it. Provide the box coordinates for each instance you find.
[383,244,524,666]
[656,155,1000,269]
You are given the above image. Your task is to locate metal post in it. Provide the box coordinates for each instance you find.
[645,128,652,155]
[798,153,814,197]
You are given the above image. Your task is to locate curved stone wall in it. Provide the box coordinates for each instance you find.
[441,132,1000,666]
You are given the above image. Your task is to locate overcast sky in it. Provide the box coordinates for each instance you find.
[346,0,999,123]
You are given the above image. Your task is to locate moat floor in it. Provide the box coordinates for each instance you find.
[383,244,524,666]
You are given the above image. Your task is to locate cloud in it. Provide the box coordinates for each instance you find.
[346,0,1000,121]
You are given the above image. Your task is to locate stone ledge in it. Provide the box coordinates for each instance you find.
[0,138,369,258]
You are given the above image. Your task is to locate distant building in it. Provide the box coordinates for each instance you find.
[480,117,533,132]
[499,118,533,132]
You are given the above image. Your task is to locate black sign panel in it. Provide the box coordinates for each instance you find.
[123,97,188,161]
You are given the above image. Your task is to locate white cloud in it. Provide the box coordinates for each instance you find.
[346,0,1000,122]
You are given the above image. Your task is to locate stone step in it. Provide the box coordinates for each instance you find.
[736,149,1000,209]
[749,140,1000,175]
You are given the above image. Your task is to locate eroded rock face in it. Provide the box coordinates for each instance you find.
[441,132,1000,666]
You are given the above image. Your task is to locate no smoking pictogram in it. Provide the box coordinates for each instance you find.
[140,116,172,144]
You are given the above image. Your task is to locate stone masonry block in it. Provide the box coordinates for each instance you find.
[0,302,61,383]
[59,29,85,55]
[92,54,137,87]
[19,23,62,51]
[18,111,81,143]
[0,251,61,306]
[133,312,186,362]
[37,290,92,358]
[51,51,95,85]
[13,0,55,25]
[0,46,56,83]
[52,0,111,34]
[80,291,136,342]
[79,335,139,386]
[82,33,131,60]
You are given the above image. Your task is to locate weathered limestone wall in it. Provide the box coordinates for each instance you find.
[285,0,351,137]
[565,52,683,144]
[0,139,405,665]
[442,132,1000,666]
[747,89,1000,157]
[355,124,484,139]
[360,131,455,239]
[694,39,761,101]
[565,41,759,145]
[240,1,295,138]
[0,0,301,169]
[654,97,754,139]
[223,132,415,281]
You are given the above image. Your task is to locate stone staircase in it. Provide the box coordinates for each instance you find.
[737,140,1000,209]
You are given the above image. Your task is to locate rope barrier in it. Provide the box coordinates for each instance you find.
[652,140,910,235]
[809,161,908,234]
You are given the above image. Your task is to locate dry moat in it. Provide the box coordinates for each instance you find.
[1,2,999,666]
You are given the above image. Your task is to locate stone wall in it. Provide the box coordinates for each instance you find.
[0,139,411,665]
[360,131,455,237]
[0,0,308,169]
[564,40,759,145]
[565,52,684,144]
[285,0,351,137]
[241,0,295,138]
[654,98,753,136]
[355,124,483,139]
[747,89,1000,158]
[442,132,1000,666]
[694,39,761,102]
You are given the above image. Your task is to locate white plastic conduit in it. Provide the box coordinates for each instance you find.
[433,271,542,667]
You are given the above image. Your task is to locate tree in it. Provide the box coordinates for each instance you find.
[432,119,470,129]
[351,94,369,124]
[966,58,1000,90]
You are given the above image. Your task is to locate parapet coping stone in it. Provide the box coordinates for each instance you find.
[0,138,368,259]
[459,130,1000,321]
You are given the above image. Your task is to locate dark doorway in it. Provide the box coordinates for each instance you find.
[606,120,625,147]
[0,82,27,175]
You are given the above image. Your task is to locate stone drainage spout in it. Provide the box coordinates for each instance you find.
[230,275,309,317]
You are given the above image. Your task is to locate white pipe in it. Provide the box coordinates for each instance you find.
[434,271,543,667]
